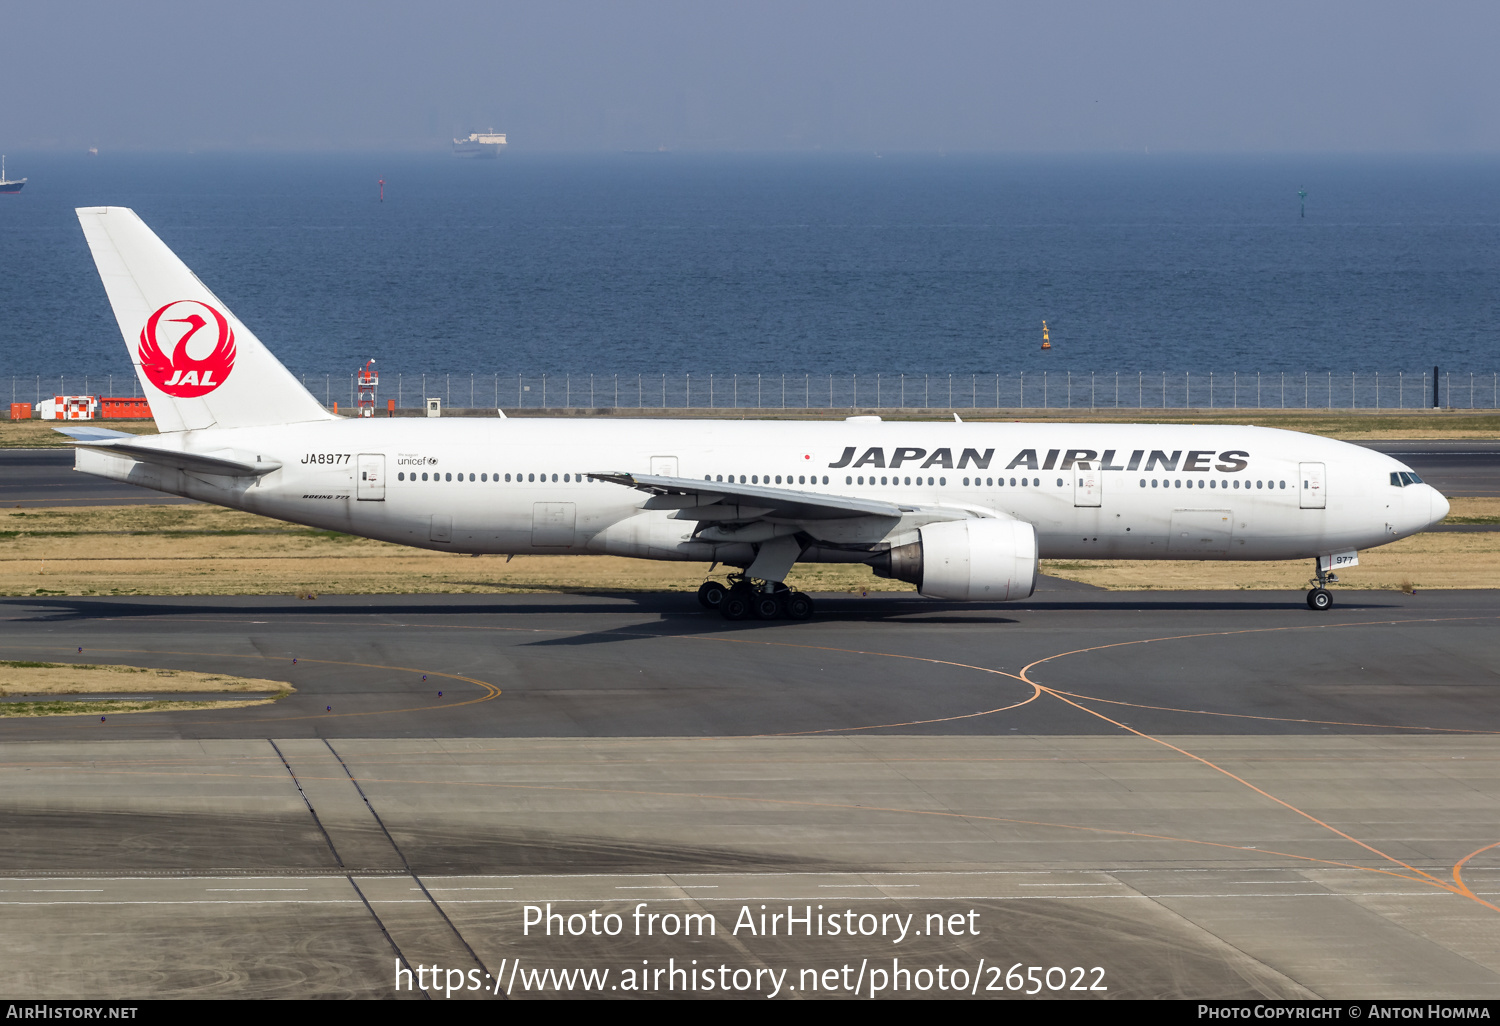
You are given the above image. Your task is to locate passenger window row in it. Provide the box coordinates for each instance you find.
[396,471,589,483]
[1139,478,1284,490]
[391,469,1288,495]
[844,475,955,486]
[709,474,831,486]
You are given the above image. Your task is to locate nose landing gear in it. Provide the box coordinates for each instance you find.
[1306,559,1338,610]
[703,576,815,621]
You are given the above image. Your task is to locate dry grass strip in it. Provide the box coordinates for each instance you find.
[0,501,1495,597]
[0,660,293,718]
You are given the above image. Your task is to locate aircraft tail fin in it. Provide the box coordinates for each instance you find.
[76,207,334,432]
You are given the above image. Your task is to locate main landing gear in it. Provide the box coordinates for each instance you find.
[1306,559,1338,611]
[696,580,728,609]
[698,577,815,621]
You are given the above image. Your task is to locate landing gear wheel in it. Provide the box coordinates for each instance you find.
[697,580,727,609]
[752,592,784,620]
[785,592,815,620]
[1306,558,1339,612]
[719,585,752,621]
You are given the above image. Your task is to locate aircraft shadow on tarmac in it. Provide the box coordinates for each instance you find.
[0,595,1025,638]
[521,611,1026,646]
[516,596,1418,647]
[1,592,1405,632]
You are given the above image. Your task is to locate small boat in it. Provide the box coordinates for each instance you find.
[0,155,25,194]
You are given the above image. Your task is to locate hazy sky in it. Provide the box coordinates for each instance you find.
[5,1,1498,152]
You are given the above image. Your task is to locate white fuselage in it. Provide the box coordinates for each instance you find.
[76,418,1447,570]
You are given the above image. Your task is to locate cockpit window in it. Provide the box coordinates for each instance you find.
[1406,472,1422,484]
[1391,471,1424,487]
[1391,472,1403,487]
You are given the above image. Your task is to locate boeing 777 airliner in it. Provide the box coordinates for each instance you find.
[63,207,1447,619]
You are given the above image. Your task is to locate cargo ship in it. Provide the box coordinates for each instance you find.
[452,132,507,158]
[0,155,25,194]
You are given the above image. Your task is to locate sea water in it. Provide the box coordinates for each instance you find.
[0,152,1497,391]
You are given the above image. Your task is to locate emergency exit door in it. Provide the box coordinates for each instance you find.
[357,453,385,500]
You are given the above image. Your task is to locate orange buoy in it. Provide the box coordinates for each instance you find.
[1041,320,1052,350]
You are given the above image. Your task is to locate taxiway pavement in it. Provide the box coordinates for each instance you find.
[2,590,1499,739]
[2,591,1498,999]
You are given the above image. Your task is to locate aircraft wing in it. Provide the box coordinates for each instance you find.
[589,471,913,521]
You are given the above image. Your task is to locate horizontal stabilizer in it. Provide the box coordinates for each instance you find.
[52,425,133,443]
[72,439,282,477]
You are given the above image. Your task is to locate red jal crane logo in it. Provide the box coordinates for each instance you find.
[137,300,236,397]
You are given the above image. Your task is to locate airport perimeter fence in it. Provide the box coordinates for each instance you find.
[12,369,1500,414]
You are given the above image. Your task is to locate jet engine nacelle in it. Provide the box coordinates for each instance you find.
[872,518,1038,601]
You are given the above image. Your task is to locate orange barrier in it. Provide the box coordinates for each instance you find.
[101,397,152,419]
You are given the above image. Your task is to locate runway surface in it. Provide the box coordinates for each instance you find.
[0,448,196,506]
[2,438,1498,506]
[2,591,1499,999]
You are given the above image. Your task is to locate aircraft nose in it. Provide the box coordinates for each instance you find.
[1429,487,1450,528]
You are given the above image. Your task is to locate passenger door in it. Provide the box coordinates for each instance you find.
[650,455,679,478]
[1299,462,1326,509]
[356,453,385,500]
[1073,466,1101,507]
